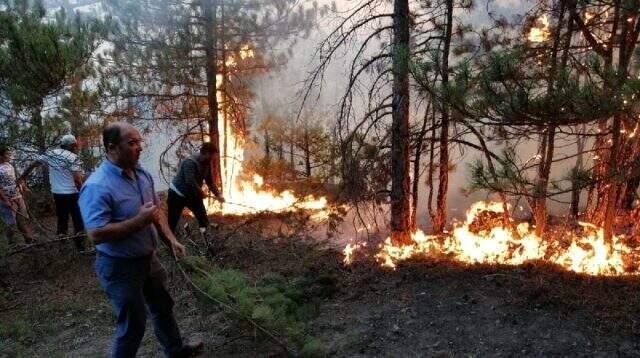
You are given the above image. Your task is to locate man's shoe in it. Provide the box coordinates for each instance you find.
[170,341,204,358]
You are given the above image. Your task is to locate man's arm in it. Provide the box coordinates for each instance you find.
[86,202,156,245]
[183,159,205,199]
[17,160,43,183]
[0,190,13,209]
[153,209,186,258]
[70,155,84,191]
[72,171,84,191]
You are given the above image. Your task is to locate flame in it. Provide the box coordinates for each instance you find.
[343,241,367,265]
[203,47,328,217]
[528,15,550,43]
[344,201,637,276]
[584,12,594,24]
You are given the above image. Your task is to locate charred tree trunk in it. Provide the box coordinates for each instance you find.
[601,0,640,242]
[277,139,284,161]
[390,0,412,244]
[432,0,453,234]
[221,0,228,186]
[264,129,271,159]
[532,1,567,236]
[533,125,556,237]
[603,114,622,242]
[289,127,295,179]
[427,107,437,226]
[203,0,223,192]
[304,128,312,177]
[570,128,586,218]
[411,105,431,231]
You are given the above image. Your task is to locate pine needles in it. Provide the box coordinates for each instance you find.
[178,256,326,357]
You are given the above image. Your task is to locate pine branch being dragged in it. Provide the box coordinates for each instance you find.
[178,256,330,357]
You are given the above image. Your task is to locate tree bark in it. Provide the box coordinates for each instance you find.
[304,127,312,177]
[603,114,622,242]
[203,0,223,192]
[289,126,295,178]
[570,127,586,218]
[534,125,555,237]
[432,0,453,234]
[411,105,432,231]
[390,0,411,244]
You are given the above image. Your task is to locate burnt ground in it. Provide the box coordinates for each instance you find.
[2,214,640,357]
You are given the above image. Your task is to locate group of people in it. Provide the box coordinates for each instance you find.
[1,122,224,357]
[0,134,85,249]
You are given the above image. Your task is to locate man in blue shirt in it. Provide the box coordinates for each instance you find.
[79,122,203,357]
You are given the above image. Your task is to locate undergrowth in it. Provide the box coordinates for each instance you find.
[180,256,333,357]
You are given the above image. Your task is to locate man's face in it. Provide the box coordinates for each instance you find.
[114,126,143,168]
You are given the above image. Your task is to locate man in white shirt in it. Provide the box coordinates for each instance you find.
[20,134,86,251]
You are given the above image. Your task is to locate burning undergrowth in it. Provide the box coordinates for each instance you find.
[343,201,640,276]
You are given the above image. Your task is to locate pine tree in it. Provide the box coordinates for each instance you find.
[0,0,106,179]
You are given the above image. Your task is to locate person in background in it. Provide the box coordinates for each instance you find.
[168,142,224,236]
[79,122,203,358]
[0,145,34,246]
[19,134,86,252]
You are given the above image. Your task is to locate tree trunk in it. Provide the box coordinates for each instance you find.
[533,125,556,237]
[532,0,566,236]
[603,114,622,242]
[432,0,453,234]
[264,129,271,159]
[289,127,295,179]
[570,127,586,218]
[411,106,431,231]
[390,0,411,244]
[220,0,228,187]
[427,107,437,226]
[203,0,223,192]
[278,140,284,160]
[304,128,311,177]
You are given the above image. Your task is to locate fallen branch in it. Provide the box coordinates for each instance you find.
[174,259,295,357]
[6,233,87,257]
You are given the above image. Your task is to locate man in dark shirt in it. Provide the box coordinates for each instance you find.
[79,122,203,357]
[168,142,224,235]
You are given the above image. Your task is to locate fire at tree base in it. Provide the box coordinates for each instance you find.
[343,201,639,276]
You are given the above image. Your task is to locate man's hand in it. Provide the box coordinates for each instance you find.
[7,199,18,212]
[216,194,225,203]
[17,180,30,195]
[170,240,186,259]
[138,202,159,225]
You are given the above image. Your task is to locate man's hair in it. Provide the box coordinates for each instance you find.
[200,142,215,155]
[0,145,8,156]
[103,124,122,149]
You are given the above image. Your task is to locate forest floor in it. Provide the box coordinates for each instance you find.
[2,212,640,357]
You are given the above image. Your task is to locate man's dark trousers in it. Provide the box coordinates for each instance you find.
[167,189,208,233]
[53,193,85,250]
[95,252,183,357]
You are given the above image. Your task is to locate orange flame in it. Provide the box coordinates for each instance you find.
[204,48,328,217]
[528,15,550,43]
[344,201,637,276]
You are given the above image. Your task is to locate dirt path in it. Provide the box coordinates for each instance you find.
[2,230,640,357]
